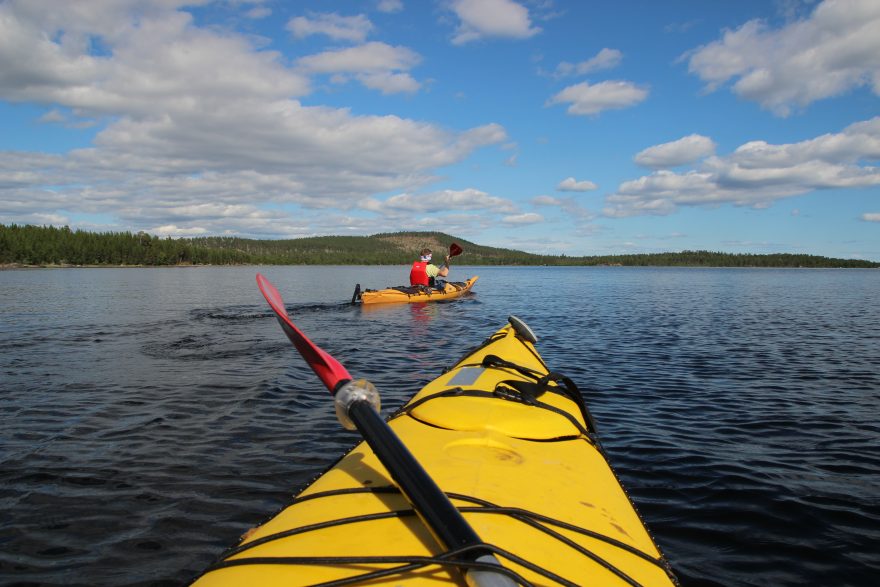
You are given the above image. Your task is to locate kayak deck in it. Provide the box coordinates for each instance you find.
[356,276,479,305]
[195,319,677,586]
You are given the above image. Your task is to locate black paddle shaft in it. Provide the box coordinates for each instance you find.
[347,399,486,555]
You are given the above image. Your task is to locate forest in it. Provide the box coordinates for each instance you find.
[2,223,878,268]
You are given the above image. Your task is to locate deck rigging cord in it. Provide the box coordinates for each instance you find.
[200,485,673,587]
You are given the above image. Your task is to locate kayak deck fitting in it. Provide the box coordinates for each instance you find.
[194,315,678,586]
[353,276,479,305]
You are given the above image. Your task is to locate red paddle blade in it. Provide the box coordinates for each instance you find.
[449,243,463,257]
[256,273,352,393]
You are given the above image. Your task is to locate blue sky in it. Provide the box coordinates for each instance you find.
[1,0,878,259]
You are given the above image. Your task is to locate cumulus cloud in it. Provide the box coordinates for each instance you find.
[862,212,880,222]
[502,212,543,225]
[557,177,598,191]
[532,195,560,206]
[685,0,880,116]
[0,3,312,118]
[297,42,420,73]
[447,0,540,45]
[604,117,880,217]
[554,48,622,78]
[0,1,508,237]
[634,134,717,168]
[547,80,648,116]
[359,71,421,94]
[297,42,422,93]
[362,188,518,214]
[287,12,374,43]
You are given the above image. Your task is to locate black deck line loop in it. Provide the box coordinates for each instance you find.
[449,494,666,568]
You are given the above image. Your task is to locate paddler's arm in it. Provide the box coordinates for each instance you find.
[437,257,450,277]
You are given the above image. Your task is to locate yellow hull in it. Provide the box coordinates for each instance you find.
[195,318,677,586]
[358,276,479,305]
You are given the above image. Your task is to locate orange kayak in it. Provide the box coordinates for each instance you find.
[353,276,479,305]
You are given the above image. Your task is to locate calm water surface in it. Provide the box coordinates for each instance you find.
[1,266,878,586]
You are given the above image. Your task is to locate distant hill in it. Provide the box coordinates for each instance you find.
[1,223,878,268]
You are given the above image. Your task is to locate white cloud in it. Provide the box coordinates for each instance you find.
[0,2,311,117]
[377,0,404,13]
[532,194,594,220]
[448,0,540,45]
[37,109,66,123]
[15,212,70,226]
[297,42,422,93]
[0,2,508,238]
[554,48,622,78]
[547,80,648,116]
[557,177,598,191]
[287,12,373,43]
[153,224,208,236]
[604,117,880,217]
[298,42,420,73]
[532,195,560,206]
[37,108,97,129]
[245,6,271,20]
[502,212,543,225]
[634,134,717,168]
[363,188,518,214]
[686,0,880,116]
[358,71,421,94]
[862,212,880,222]
[456,123,509,151]
[411,211,494,234]
[164,203,279,220]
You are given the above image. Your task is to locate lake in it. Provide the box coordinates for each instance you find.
[1,265,878,586]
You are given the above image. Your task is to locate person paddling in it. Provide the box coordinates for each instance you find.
[410,248,449,288]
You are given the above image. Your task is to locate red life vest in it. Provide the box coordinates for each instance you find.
[410,261,429,286]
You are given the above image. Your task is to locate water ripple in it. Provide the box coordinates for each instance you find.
[1,266,878,586]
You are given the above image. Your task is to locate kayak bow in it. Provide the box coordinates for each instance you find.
[195,278,677,586]
[252,273,513,587]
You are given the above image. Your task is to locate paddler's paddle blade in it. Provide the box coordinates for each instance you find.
[449,242,463,257]
[256,273,351,393]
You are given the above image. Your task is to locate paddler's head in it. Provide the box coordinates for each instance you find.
[420,248,432,262]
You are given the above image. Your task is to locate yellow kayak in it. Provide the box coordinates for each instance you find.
[195,308,677,586]
[354,276,479,305]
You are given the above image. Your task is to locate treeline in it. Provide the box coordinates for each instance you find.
[189,235,414,265]
[569,250,880,268]
[0,224,252,266]
[1,223,878,268]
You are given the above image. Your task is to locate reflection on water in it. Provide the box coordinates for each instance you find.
[1,265,878,586]
[409,301,438,323]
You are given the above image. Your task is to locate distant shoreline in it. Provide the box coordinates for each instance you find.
[1,263,201,270]
[3,262,876,271]
[3,225,878,268]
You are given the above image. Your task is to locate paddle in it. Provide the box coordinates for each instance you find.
[446,242,463,266]
[255,274,516,587]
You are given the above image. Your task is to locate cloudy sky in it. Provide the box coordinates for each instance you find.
[1,0,878,259]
